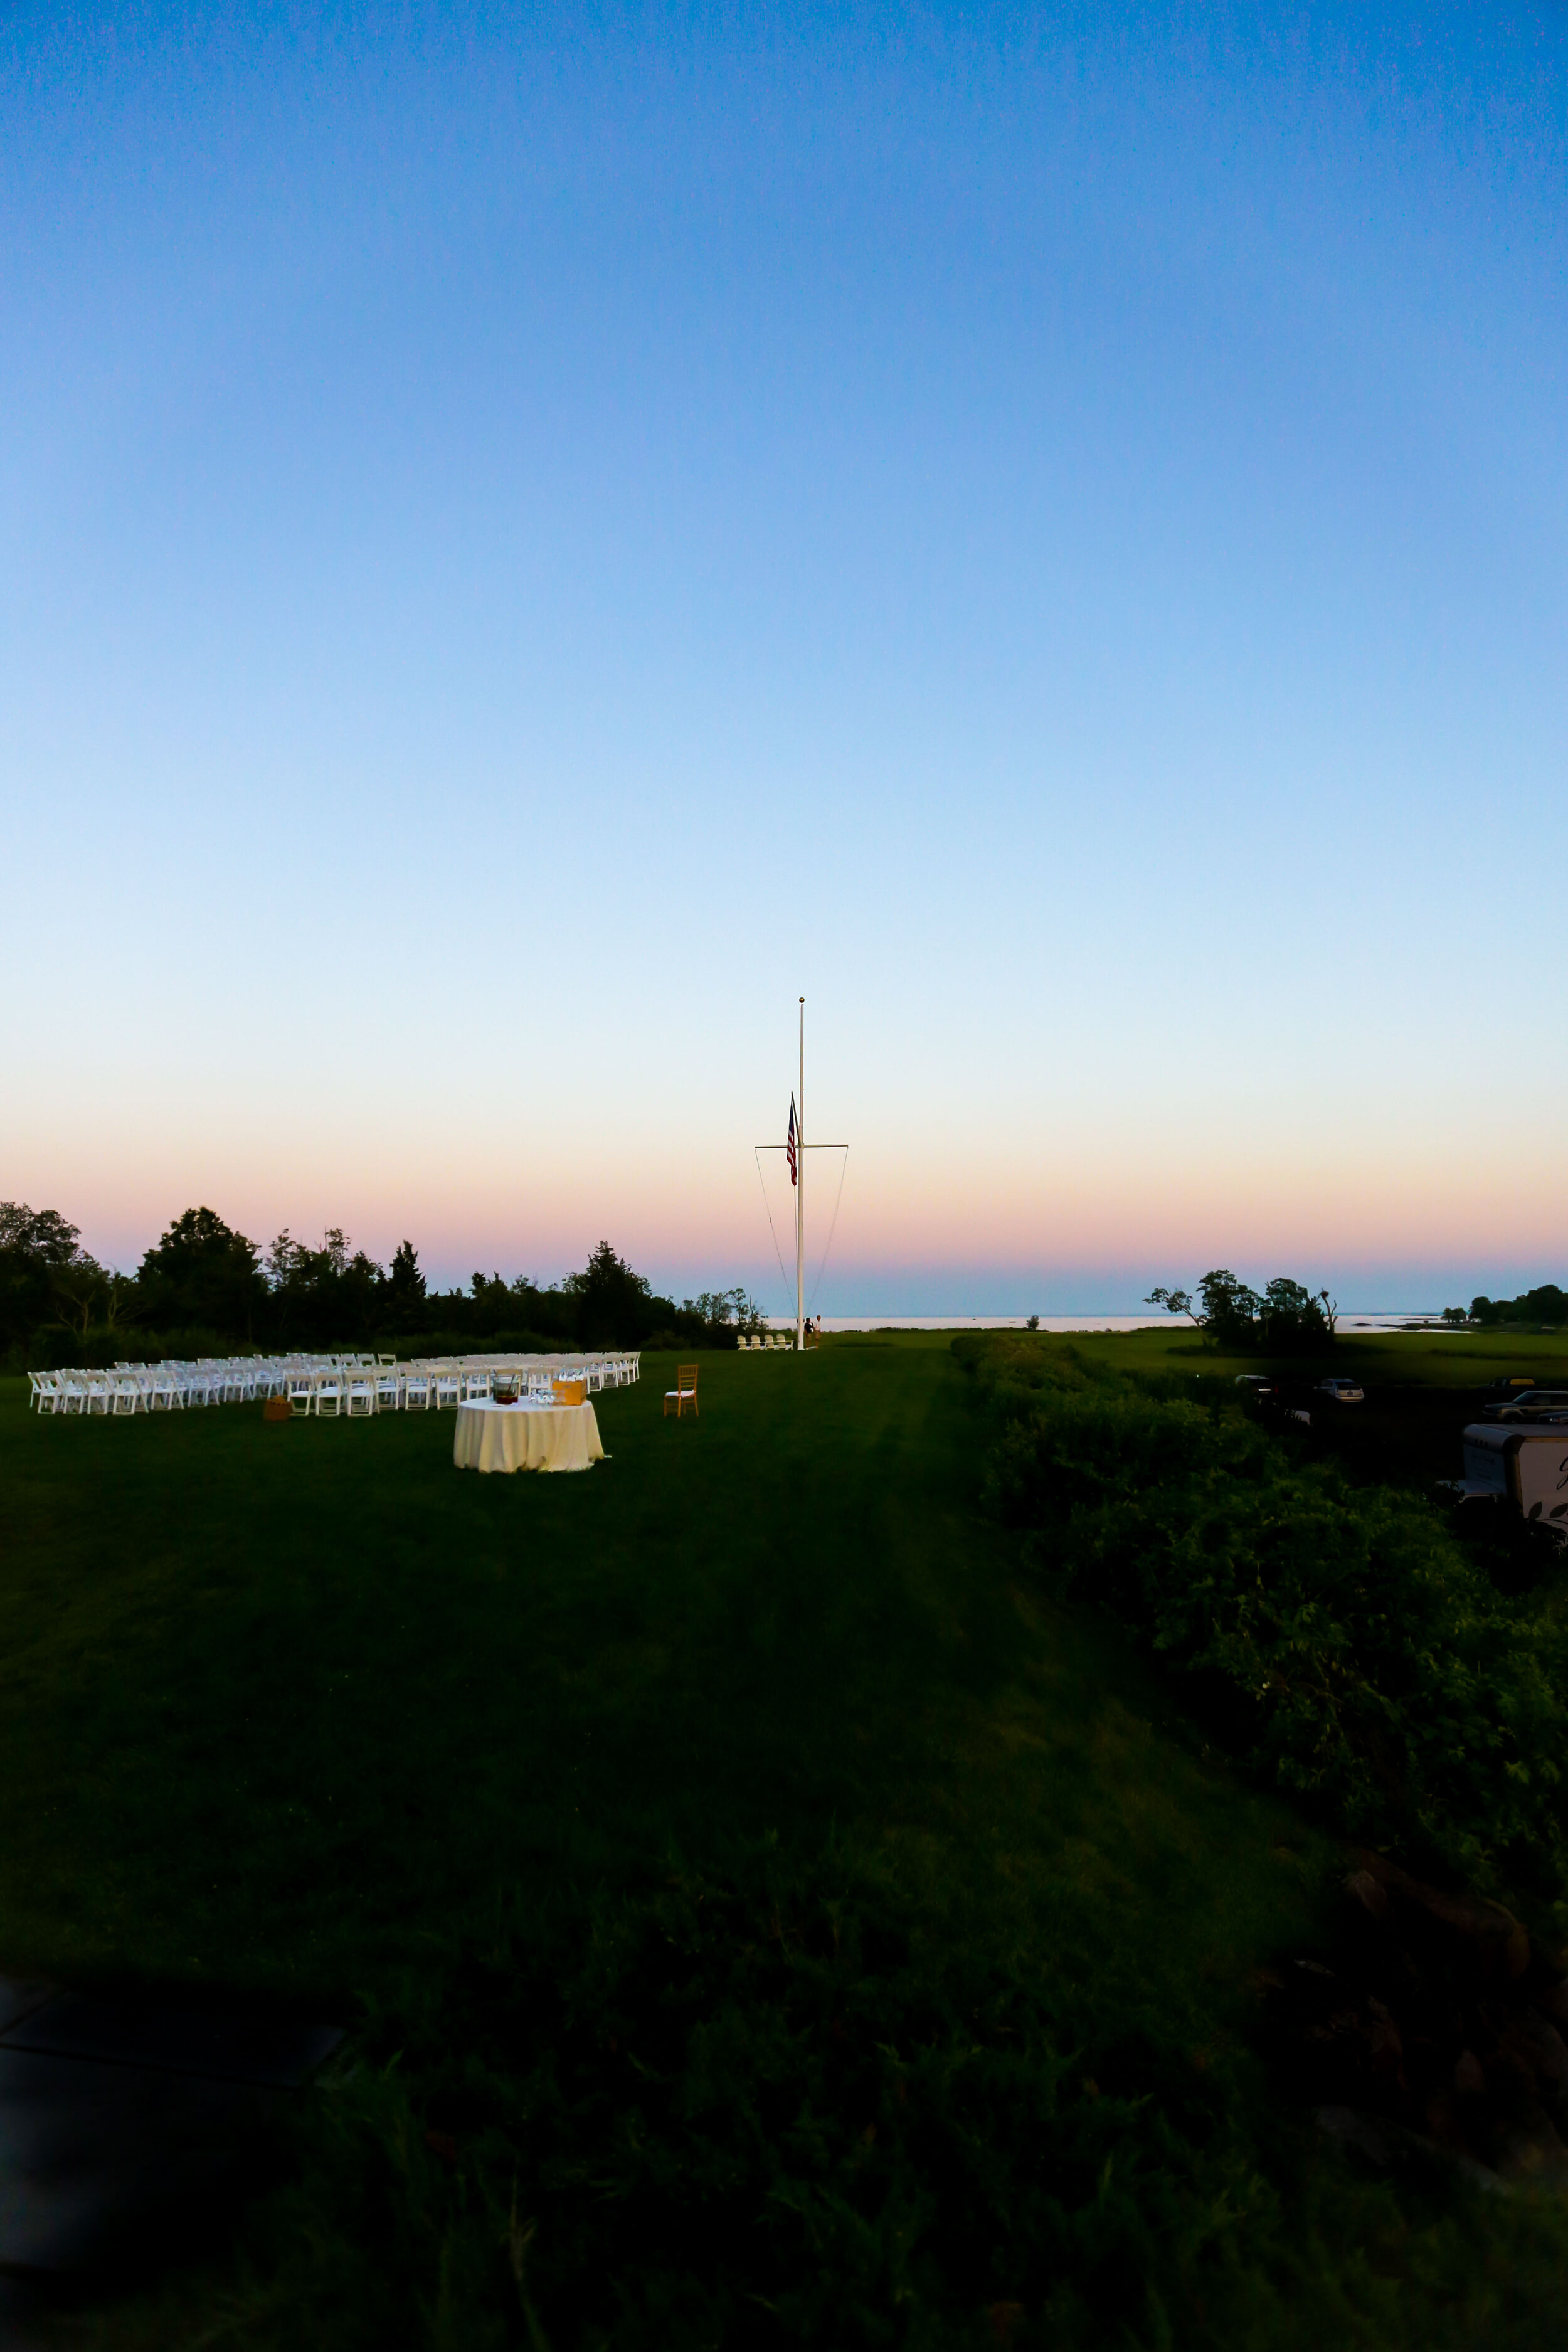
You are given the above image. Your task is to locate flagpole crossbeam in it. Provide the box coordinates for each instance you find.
[756,1000,847,1352]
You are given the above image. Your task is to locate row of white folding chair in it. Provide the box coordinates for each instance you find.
[29,1350,641,1419]
[28,1371,99,1412]
[33,1369,169,1413]
[286,1364,409,1416]
[154,1360,282,1404]
[289,1370,372,1417]
[33,1370,178,1413]
[169,1364,243,1404]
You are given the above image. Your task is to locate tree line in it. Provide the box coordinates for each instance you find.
[1147,1270,1568,1343]
[1144,1268,1339,1352]
[1460,1285,1568,1329]
[0,1202,766,1365]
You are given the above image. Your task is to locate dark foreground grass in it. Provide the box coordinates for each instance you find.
[3,1340,1567,2344]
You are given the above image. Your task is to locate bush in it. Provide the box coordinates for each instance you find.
[188,1844,1328,2352]
[957,1337,1568,1911]
[92,1844,1568,2350]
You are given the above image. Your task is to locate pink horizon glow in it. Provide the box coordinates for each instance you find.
[16,1140,1562,1303]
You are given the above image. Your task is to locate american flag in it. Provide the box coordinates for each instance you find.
[786,1095,798,1186]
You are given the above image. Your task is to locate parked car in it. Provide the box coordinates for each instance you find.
[1481,1390,1568,1424]
[1234,1375,1282,1402]
[1318,1377,1365,1404]
[1485,1375,1540,1397]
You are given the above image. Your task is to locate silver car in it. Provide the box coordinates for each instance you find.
[1481,1389,1568,1424]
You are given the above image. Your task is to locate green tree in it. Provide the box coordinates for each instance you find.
[1258,1278,1332,1352]
[685,1285,766,1337]
[0,1204,82,1264]
[1465,1286,1566,1330]
[566,1241,657,1345]
[1195,1269,1261,1347]
[137,1207,267,1337]
[0,1203,87,1350]
[267,1229,386,1345]
[386,1240,426,1329]
[48,1254,112,1340]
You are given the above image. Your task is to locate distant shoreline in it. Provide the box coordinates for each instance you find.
[770,1313,1449,1334]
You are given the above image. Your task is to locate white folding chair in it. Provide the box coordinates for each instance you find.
[374,1364,402,1412]
[314,1374,344,1418]
[434,1367,463,1409]
[346,1370,376,1417]
[402,1369,430,1411]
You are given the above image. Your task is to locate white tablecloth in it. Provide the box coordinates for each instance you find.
[453,1399,604,1475]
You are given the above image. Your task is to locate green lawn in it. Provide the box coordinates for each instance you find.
[0,1340,1321,2003]
[4,1335,1565,2346]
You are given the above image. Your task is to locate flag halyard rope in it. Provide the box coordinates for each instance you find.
[753,1145,795,1313]
[807,1144,849,1313]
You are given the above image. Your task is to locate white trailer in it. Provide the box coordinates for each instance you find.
[1456,1423,1568,1537]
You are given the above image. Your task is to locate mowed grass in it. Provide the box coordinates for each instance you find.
[0,1340,1323,2015]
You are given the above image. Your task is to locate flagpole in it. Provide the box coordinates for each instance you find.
[796,997,805,1351]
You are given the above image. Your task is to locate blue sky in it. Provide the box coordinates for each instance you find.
[3,3,1564,1311]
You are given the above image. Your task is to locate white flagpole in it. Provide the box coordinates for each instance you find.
[796,997,805,1352]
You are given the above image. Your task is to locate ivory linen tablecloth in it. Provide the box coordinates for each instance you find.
[453,1399,604,1475]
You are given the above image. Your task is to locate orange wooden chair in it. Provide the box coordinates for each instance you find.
[664,1364,699,1417]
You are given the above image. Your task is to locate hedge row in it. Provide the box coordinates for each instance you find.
[956,1336,1568,1917]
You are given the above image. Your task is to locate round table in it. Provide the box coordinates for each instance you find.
[453,1398,605,1475]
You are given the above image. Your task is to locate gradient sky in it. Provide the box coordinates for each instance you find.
[3,3,1564,1313]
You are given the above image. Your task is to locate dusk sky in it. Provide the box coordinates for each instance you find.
[3,3,1564,1313]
